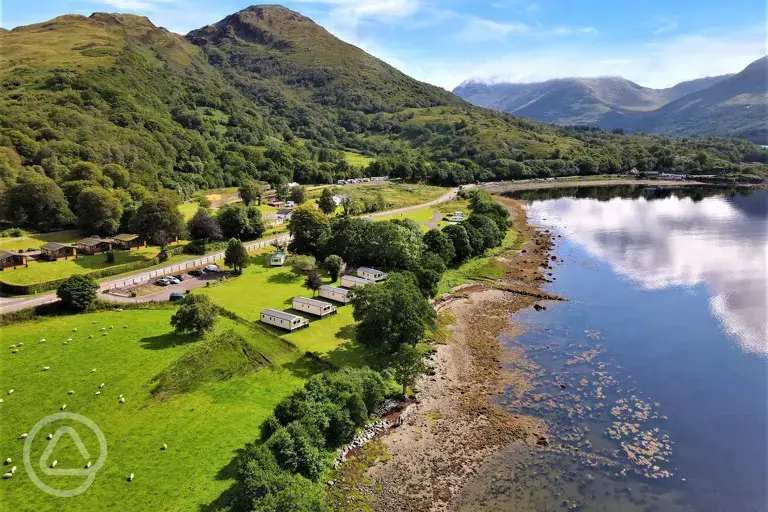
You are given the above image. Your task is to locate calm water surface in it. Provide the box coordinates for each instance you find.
[457,187,767,512]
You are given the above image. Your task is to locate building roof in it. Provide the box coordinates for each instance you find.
[261,309,304,322]
[277,209,292,215]
[271,251,286,259]
[77,237,109,247]
[41,242,70,251]
[319,285,352,295]
[112,233,139,242]
[341,275,371,284]
[0,249,15,258]
[293,297,335,308]
[358,267,384,275]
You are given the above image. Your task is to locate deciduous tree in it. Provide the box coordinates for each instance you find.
[170,294,218,336]
[57,275,99,311]
[317,188,336,215]
[224,238,250,274]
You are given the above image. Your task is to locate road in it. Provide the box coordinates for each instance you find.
[0,189,458,314]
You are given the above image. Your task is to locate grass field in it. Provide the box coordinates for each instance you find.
[178,202,199,221]
[342,151,374,168]
[196,254,364,368]
[374,206,436,232]
[0,247,160,286]
[352,182,446,209]
[0,230,81,252]
[0,310,311,511]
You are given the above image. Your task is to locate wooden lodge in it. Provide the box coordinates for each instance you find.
[40,242,77,261]
[0,250,27,270]
[111,233,145,250]
[75,237,112,255]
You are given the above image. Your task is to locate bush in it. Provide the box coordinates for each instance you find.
[0,227,26,237]
[323,254,343,281]
[56,275,99,311]
[105,251,115,264]
[170,294,218,336]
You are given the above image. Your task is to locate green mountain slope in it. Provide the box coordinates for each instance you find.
[0,7,765,231]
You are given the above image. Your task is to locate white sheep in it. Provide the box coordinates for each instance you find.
[60,404,67,410]
[66,338,72,342]
[109,326,114,329]
[119,397,125,404]
[118,394,123,398]
[4,458,10,465]
[43,366,50,371]
[10,466,16,474]
[67,390,75,395]
[0,399,3,403]
[11,349,18,354]
[95,391,101,396]
[7,390,13,395]
[2,473,12,479]
[89,335,94,339]
[161,443,168,451]
[101,333,107,337]
[117,308,123,312]
[99,383,105,388]
[123,325,128,328]
[92,321,97,324]
[99,327,106,331]
[46,433,53,440]
[63,341,68,345]
[72,328,78,332]
[18,433,27,440]
[8,344,16,349]
[17,342,23,347]
[85,461,92,469]
[50,460,57,468]
[128,473,134,482]
[40,337,46,341]
[91,368,96,373]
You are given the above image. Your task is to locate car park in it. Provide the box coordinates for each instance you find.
[166,277,180,285]
[173,274,185,282]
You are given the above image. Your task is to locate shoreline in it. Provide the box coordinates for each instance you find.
[483,177,765,193]
[364,197,560,511]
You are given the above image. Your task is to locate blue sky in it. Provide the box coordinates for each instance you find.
[2,1,765,89]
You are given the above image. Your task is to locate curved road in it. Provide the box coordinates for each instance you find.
[0,188,458,314]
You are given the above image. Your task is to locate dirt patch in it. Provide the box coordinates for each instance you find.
[365,198,559,511]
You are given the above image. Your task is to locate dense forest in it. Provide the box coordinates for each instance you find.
[1,6,766,230]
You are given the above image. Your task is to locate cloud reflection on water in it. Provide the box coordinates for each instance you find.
[529,195,768,356]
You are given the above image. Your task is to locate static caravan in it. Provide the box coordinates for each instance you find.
[448,211,464,222]
[270,251,287,266]
[340,275,372,289]
[356,267,387,282]
[292,297,337,317]
[260,309,309,331]
[318,285,354,304]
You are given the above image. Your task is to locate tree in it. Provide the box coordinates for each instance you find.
[57,275,99,311]
[239,180,264,206]
[317,188,336,215]
[170,294,218,336]
[3,173,73,230]
[289,185,307,205]
[245,205,265,240]
[187,209,222,241]
[132,196,183,250]
[290,255,316,276]
[465,213,503,250]
[423,229,455,265]
[102,163,130,189]
[442,224,473,264]
[75,186,123,235]
[411,251,446,298]
[288,205,330,257]
[392,344,429,398]
[275,181,290,201]
[352,272,435,355]
[323,255,344,281]
[224,238,250,274]
[305,268,323,296]
[217,203,250,240]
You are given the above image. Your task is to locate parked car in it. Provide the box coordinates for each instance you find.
[169,292,185,302]
[188,269,203,277]
[204,264,219,272]
[155,278,170,286]
[173,274,185,282]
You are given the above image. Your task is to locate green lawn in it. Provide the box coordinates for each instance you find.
[197,254,363,367]
[375,206,436,232]
[0,230,81,252]
[178,202,199,221]
[0,310,309,511]
[342,151,374,168]
[0,247,160,286]
[354,182,447,209]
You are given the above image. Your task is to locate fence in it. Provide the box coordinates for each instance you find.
[107,235,290,291]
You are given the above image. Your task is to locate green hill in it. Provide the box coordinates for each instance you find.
[0,6,765,230]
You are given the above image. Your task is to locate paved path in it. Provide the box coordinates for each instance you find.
[0,188,458,314]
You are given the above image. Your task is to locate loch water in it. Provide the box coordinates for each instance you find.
[456,186,768,512]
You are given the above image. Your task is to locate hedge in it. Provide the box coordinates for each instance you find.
[0,245,186,296]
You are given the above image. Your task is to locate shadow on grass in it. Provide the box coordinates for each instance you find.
[200,445,250,512]
[282,351,333,379]
[335,324,356,341]
[266,272,298,284]
[139,332,195,350]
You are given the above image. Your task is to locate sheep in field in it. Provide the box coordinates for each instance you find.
[11,349,18,354]
[8,345,15,349]
[10,466,16,474]
[46,434,52,440]
[43,367,50,371]
[17,343,23,347]
[91,369,96,373]
[95,391,101,396]
[119,397,126,404]
[161,443,168,451]
[127,473,134,482]
[60,405,66,410]
[18,433,27,440]
[7,390,13,395]
[99,383,105,388]
[50,460,57,468]
[85,461,92,469]
[72,328,78,332]
[67,390,75,395]
[2,473,12,479]
[4,458,10,465]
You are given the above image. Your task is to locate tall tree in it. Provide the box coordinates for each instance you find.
[442,224,473,264]
[187,209,222,241]
[323,254,344,281]
[132,195,184,250]
[423,229,455,265]
[289,185,307,205]
[288,205,330,257]
[239,180,264,206]
[75,186,123,235]
[352,272,435,356]
[317,188,336,215]
[3,173,73,230]
[217,203,250,240]
[304,268,323,296]
[392,344,429,398]
[57,275,99,311]
[170,295,218,336]
[224,238,250,274]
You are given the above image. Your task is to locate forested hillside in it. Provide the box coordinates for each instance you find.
[1,6,766,231]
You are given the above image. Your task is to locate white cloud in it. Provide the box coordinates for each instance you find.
[653,17,679,35]
[411,26,765,89]
[456,17,532,42]
[87,0,176,11]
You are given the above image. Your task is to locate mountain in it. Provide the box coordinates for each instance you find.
[0,6,765,231]
[454,60,765,143]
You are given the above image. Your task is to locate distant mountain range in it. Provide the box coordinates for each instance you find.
[454,57,768,143]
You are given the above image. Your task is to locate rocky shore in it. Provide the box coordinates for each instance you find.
[363,197,561,511]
